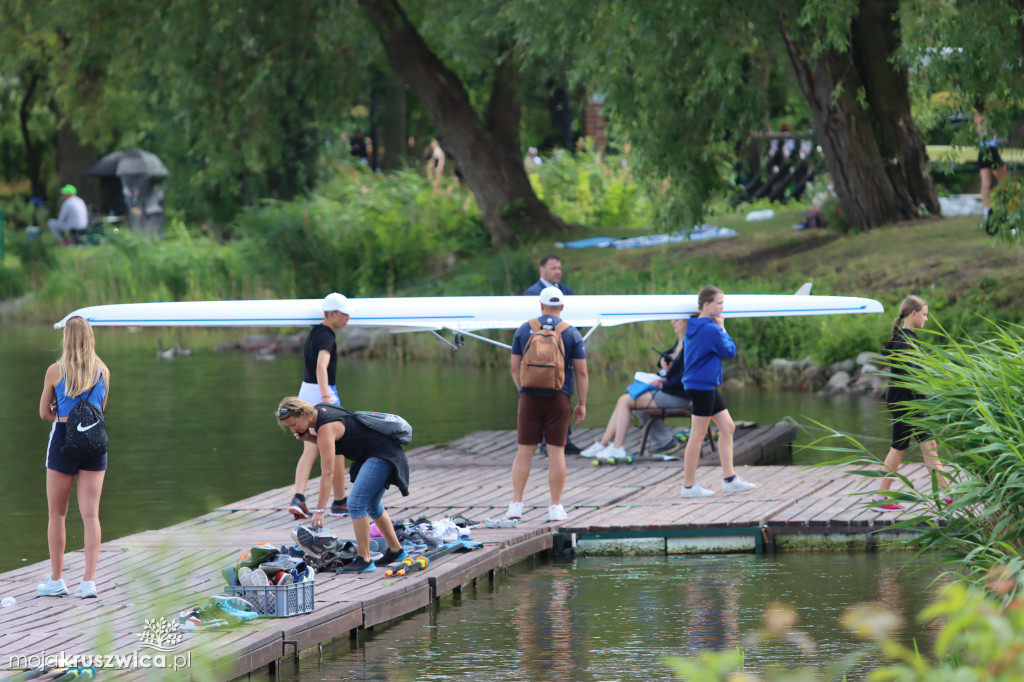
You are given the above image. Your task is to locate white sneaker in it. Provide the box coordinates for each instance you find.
[236,566,253,586]
[604,445,631,460]
[548,504,568,522]
[36,577,68,597]
[506,501,524,519]
[580,440,609,458]
[680,484,715,498]
[722,475,757,493]
[74,580,98,598]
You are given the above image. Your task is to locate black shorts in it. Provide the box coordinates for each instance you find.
[517,392,571,446]
[888,405,930,451]
[47,422,108,475]
[979,147,1004,170]
[684,389,727,417]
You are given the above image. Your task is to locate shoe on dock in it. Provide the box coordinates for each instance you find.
[649,440,683,456]
[74,580,98,599]
[36,577,68,597]
[548,504,568,522]
[722,475,756,493]
[871,495,904,512]
[680,484,715,498]
[604,445,632,460]
[580,440,608,458]
[506,501,524,520]
[288,494,311,519]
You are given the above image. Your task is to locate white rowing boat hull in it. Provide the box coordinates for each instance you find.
[54,294,884,330]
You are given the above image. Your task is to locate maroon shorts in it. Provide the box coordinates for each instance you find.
[516,392,571,447]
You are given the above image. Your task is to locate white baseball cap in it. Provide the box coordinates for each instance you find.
[322,292,351,315]
[539,286,565,306]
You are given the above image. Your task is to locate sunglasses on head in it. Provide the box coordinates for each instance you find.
[278,407,300,418]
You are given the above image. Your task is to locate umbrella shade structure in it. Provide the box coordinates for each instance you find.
[83,149,169,178]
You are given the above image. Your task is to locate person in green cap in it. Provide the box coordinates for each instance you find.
[48,184,89,245]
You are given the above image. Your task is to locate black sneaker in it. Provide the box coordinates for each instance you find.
[337,557,376,574]
[294,525,339,558]
[288,494,310,519]
[563,439,582,455]
[330,498,349,516]
[649,440,683,455]
[375,547,409,566]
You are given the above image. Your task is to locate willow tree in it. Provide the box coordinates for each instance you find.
[357,0,565,244]
[517,0,940,231]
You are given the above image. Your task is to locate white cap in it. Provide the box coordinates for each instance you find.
[322,292,351,315]
[539,286,565,307]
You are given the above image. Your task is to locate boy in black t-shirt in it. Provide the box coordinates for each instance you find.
[287,293,352,519]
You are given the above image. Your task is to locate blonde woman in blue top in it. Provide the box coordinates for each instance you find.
[37,316,110,598]
[680,286,756,497]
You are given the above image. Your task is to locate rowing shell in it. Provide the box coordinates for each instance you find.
[54,294,883,330]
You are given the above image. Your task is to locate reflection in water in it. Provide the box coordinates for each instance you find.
[684,560,740,652]
[292,554,942,682]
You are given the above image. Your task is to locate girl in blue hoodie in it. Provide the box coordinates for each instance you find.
[680,286,757,497]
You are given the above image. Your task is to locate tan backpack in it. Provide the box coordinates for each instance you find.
[519,318,570,396]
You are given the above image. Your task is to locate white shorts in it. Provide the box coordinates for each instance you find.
[299,382,339,406]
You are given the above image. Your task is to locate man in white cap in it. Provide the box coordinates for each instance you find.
[48,184,89,245]
[287,292,352,519]
[506,286,588,523]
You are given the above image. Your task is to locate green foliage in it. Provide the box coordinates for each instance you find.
[664,577,1024,681]
[237,168,486,297]
[0,256,25,299]
[987,176,1024,247]
[525,150,652,230]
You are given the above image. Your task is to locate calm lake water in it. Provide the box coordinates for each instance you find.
[0,324,892,575]
[283,553,945,682]
[1,323,920,680]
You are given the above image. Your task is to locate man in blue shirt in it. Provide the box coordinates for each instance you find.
[525,254,580,454]
[506,287,588,523]
[524,255,574,296]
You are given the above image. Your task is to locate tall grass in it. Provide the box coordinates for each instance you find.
[819,320,1024,589]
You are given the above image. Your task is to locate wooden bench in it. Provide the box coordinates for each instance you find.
[633,407,716,458]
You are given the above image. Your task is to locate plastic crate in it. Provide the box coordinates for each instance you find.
[226,578,315,617]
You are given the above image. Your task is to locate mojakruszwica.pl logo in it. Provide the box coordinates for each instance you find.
[9,617,192,671]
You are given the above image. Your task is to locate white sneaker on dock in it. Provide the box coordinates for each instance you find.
[722,475,757,493]
[506,501,524,519]
[580,440,609,458]
[680,483,715,498]
[603,445,631,460]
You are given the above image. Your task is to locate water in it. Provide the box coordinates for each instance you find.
[282,553,946,681]
[0,325,893,575]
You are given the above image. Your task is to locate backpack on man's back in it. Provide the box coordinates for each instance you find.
[519,318,570,397]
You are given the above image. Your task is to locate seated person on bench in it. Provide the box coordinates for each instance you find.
[580,319,690,460]
[48,184,89,245]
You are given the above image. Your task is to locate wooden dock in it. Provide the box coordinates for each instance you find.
[0,423,931,681]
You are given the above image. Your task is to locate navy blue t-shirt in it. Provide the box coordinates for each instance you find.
[510,315,586,396]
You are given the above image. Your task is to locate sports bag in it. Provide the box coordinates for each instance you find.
[519,318,570,397]
[60,382,108,460]
[353,410,414,445]
[318,404,413,444]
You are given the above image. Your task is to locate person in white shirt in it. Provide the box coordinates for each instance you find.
[48,185,89,244]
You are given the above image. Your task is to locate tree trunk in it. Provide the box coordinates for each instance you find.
[56,122,99,210]
[18,69,45,199]
[852,0,939,216]
[777,3,937,229]
[380,71,408,172]
[357,0,564,244]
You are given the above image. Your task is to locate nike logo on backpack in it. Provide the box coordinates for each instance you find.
[77,422,100,432]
